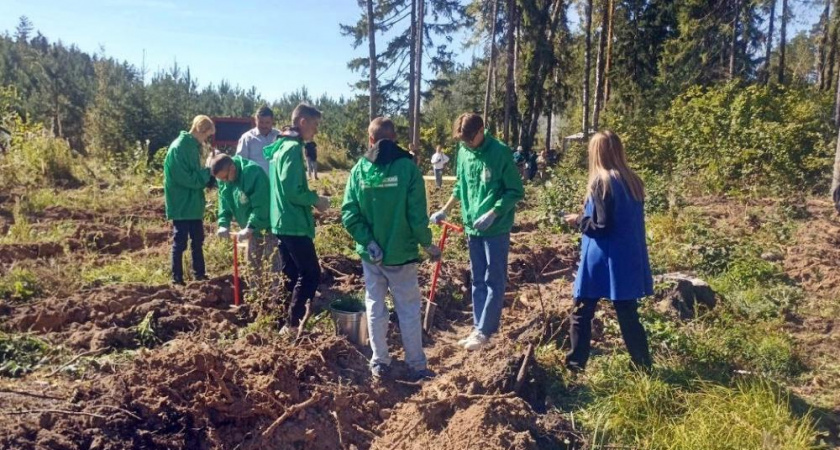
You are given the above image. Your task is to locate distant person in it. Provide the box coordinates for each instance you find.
[563,131,653,372]
[163,115,214,285]
[210,153,278,276]
[430,145,450,189]
[513,146,527,180]
[304,141,319,180]
[236,106,279,174]
[526,150,538,181]
[263,104,331,333]
[341,117,441,381]
[430,113,524,351]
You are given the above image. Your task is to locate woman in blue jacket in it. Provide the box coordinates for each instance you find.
[564,131,653,371]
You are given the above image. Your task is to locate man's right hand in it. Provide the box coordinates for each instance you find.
[216,227,230,239]
[367,241,383,264]
[424,244,442,262]
[429,210,447,225]
[315,196,330,213]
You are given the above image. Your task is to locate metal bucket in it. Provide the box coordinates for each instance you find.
[329,300,369,347]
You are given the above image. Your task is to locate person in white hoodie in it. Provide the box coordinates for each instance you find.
[430,145,450,189]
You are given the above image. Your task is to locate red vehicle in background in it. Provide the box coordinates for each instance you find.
[211,117,254,152]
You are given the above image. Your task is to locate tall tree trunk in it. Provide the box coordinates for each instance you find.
[367,0,377,121]
[835,57,840,126]
[778,0,787,84]
[604,0,615,104]
[593,0,608,130]
[818,0,832,90]
[828,7,839,91]
[484,0,500,124]
[412,0,424,148]
[582,0,593,139]
[729,0,740,79]
[832,69,840,211]
[764,0,776,84]
[408,0,416,142]
[504,0,515,143]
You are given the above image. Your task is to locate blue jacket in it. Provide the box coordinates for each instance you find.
[572,176,653,301]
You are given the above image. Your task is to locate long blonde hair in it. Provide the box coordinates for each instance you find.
[189,115,215,134]
[585,130,645,202]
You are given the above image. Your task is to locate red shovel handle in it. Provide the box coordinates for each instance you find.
[428,221,463,305]
[232,234,241,306]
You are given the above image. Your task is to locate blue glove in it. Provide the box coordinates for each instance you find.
[429,210,447,225]
[473,211,497,231]
[367,241,383,264]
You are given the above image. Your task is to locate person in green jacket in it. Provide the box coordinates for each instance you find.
[209,153,279,277]
[430,113,524,351]
[164,115,215,285]
[342,117,442,381]
[262,103,330,332]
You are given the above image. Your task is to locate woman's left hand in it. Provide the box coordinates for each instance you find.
[563,213,580,226]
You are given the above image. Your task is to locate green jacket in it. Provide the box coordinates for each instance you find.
[453,131,524,236]
[342,140,433,266]
[217,156,271,235]
[263,133,318,239]
[163,131,211,221]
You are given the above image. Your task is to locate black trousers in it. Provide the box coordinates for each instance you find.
[566,298,652,370]
[171,220,205,283]
[277,235,321,327]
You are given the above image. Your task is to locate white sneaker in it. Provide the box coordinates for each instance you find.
[457,329,479,347]
[463,332,489,351]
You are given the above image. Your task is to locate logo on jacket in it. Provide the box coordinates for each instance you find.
[238,191,250,204]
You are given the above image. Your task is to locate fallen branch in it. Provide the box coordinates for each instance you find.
[514,343,535,394]
[331,410,345,449]
[353,423,379,440]
[261,393,322,437]
[0,388,64,400]
[47,348,108,377]
[0,409,106,419]
[387,416,424,450]
[93,405,142,421]
[295,302,313,344]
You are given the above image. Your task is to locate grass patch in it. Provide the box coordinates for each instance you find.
[81,252,170,287]
[0,267,41,302]
[0,332,51,377]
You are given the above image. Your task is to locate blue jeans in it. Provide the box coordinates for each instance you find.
[468,233,511,336]
[171,220,205,283]
[433,169,443,188]
[362,261,427,371]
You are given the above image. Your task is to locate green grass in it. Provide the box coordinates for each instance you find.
[81,252,170,287]
[572,357,821,450]
[0,332,52,377]
[0,267,41,302]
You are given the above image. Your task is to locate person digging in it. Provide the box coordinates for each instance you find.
[210,153,280,288]
[263,103,331,335]
[341,117,441,381]
[430,113,524,351]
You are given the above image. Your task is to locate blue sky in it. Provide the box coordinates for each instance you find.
[0,0,822,103]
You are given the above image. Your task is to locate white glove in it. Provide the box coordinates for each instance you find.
[237,228,253,240]
[424,244,442,262]
[367,241,383,264]
[216,227,230,239]
[315,196,330,213]
[473,210,497,231]
[429,210,447,225]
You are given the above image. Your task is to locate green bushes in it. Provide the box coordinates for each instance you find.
[615,83,834,194]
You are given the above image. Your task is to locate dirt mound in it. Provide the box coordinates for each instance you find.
[0,242,65,264]
[0,335,410,450]
[508,235,578,285]
[373,393,576,449]
[2,278,250,351]
[68,223,170,254]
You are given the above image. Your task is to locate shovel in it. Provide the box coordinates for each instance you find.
[423,220,464,333]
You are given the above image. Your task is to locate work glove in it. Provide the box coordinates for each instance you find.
[315,196,330,213]
[429,210,447,225]
[237,227,253,240]
[216,227,230,239]
[473,210,497,232]
[424,244,442,262]
[367,241,383,264]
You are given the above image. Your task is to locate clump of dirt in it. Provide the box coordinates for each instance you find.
[508,235,578,285]
[2,277,250,351]
[0,335,411,450]
[373,394,577,449]
[0,242,65,264]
